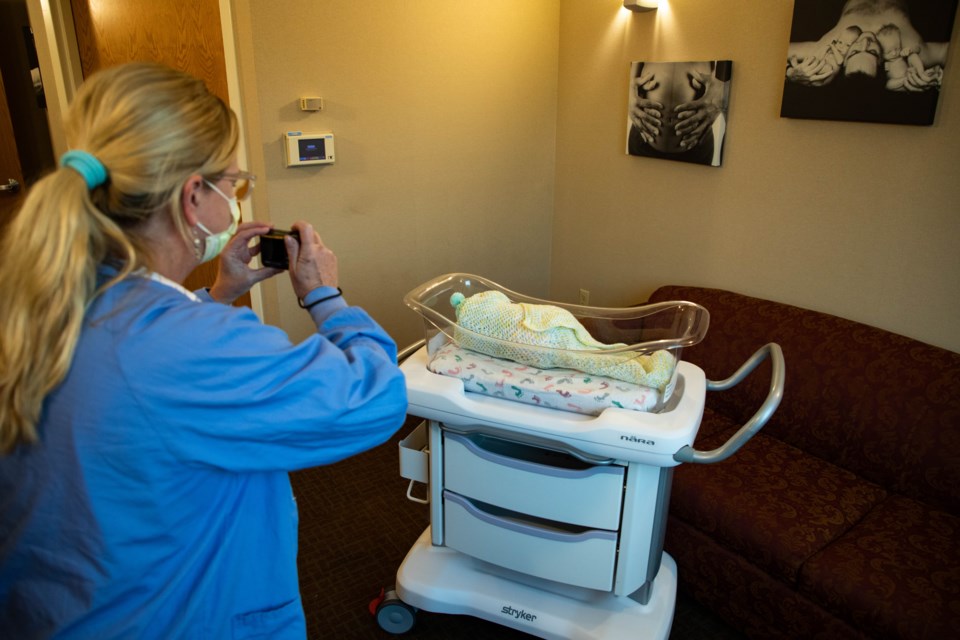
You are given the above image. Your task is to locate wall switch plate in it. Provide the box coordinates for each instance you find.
[579,289,590,305]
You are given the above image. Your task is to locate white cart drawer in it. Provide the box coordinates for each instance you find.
[443,431,624,530]
[443,491,616,591]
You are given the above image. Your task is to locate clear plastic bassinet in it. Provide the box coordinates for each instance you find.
[403,274,710,414]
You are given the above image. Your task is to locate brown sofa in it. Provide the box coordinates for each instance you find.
[646,286,960,640]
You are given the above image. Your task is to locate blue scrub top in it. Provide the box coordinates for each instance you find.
[0,270,408,638]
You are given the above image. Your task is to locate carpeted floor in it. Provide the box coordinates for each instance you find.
[290,417,744,639]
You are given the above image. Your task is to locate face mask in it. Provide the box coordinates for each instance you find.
[196,180,241,263]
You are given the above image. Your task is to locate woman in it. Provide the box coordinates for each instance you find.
[0,63,407,638]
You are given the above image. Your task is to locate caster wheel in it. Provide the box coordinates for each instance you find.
[374,588,417,634]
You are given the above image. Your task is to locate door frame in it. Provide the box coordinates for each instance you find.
[24,0,265,318]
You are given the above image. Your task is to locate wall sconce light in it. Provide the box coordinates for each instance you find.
[623,0,658,11]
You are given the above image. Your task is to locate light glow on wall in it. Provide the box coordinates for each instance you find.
[615,0,675,55]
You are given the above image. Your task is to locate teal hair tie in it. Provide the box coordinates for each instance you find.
[60,150,108,189]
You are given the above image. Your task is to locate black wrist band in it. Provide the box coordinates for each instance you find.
[298,287,343,310]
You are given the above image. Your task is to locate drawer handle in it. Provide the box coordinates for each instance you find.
[442,424,616,465]
[445,491,617,543]
[447,432,621,479]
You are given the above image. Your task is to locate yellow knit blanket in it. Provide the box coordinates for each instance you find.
[450,290,676,391]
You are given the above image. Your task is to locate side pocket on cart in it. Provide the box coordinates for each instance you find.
[232,598,303,639]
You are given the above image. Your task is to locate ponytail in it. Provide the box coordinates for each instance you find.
[0,169,135,451]
[0,62,238,453]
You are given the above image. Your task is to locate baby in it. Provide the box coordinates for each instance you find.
[450,290,676,392]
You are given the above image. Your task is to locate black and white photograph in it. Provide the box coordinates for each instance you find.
[782,0,958,125]
[626,60,732,167]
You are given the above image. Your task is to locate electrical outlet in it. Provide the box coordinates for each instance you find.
[579,288,590,305]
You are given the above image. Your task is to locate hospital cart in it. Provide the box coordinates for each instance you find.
[373,275,785,639]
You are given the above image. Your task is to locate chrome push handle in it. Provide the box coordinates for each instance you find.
[1,178,21,193]
[673,343,785,464]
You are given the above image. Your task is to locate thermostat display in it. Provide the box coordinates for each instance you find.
[284,131,335,167]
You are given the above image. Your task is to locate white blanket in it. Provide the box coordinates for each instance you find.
[427,342,662,415]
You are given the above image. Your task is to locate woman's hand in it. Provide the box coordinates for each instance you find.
[209,222,282,304]
[286,221,339,301]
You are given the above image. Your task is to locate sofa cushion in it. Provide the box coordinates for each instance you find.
[648,285,960,515]
[799,495,960,640]
[671,408,888,584]
[666,516,866,640]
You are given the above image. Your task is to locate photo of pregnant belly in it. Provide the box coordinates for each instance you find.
[626,59,732,167]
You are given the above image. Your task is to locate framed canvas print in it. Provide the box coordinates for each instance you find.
[781,0,958,125]
[626,60,732,167]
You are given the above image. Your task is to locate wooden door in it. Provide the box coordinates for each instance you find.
[69,0,250,307]
[0,70,26,237]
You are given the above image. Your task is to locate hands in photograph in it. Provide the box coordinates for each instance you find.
[901,64,943,91]
[880,27,943,92]
[786,50,842,87]
[630,72,664,146]
[785,26,861,87]
[674,70,725,149]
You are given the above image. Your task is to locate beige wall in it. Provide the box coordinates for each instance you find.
[551,0,960,353]
[236,0,559,348]
[235,0,959,354]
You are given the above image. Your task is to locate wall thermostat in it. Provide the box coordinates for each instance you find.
[284,131,335,167]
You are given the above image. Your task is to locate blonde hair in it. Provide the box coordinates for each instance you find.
[0,62,238,453]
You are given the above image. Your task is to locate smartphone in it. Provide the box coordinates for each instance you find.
[260,229,299,269]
